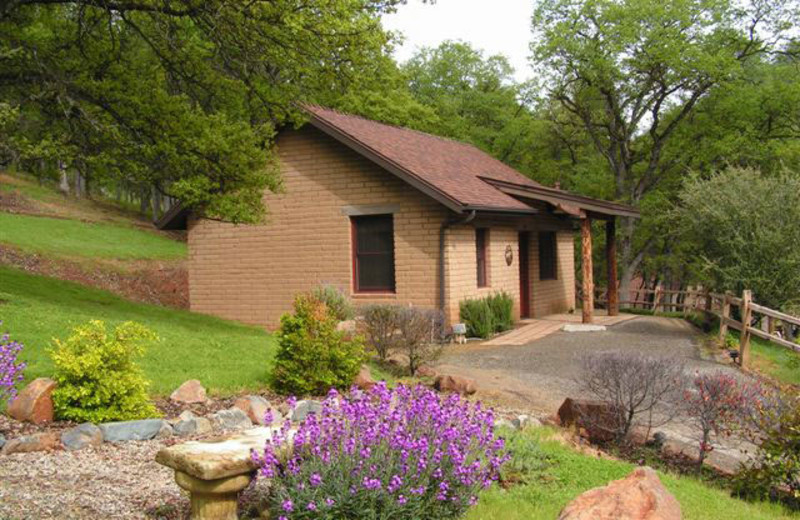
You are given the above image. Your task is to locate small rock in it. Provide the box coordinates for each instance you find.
[2,432,61,455]
[170,380,208,404]
[6,377,57,425]
[416,365,438,378]
[433,374,477,395]
[354,365,375,390]
[557,466,681,520]
[494,418,516,430]
[513,414,538,430]
[156,421,174,439]
[233,396,282,426]
[209,408,252,431]
[291,400,323,422]
[174,414,213,436]
[100,419,168,442]
[61,423,103,451]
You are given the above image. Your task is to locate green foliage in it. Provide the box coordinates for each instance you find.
[1,265,274,396]
[497,427,554,485]
[487,292,514,333]
[310,285,354,322]
[271,293,365,396]
[460,292,515,338]
[50,320,159,422]
[459,298,494,339]
[1,1,408,223]
[672,167,800,311]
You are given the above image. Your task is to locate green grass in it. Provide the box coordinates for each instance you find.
[749,335,800,386]
[0,266,274,396]
[469,427,798,520]
[0,212,186,260]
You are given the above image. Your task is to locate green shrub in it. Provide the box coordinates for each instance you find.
[310,284,354,322]
[460,298,494,338]
[498,428,554,485]
[50,320,159,422]
[270,293,365,395]
[487,291,514,332]
[360,303,400,361]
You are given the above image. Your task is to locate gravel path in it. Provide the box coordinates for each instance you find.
[438,316,730,413]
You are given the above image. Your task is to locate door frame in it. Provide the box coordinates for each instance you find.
[518,231,531,318]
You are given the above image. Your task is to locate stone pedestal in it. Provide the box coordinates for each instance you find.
[175,471,252,520]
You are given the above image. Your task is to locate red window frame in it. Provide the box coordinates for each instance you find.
[476,228,489,288]
[351,214,396,293]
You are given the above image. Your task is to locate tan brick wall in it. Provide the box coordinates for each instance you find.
[188,125,577,329]
[188,126,448,329]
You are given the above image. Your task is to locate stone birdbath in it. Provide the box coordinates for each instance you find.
[155,427,284,520]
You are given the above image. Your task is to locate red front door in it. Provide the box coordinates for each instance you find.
[519,232,530,318]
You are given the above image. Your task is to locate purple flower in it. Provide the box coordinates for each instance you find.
[306,502,317,511]
[282,500,293,512]
[309,473,322,487]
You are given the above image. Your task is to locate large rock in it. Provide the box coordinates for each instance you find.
[170,380,208,404]
[0,434,5,449]
[557,398,620,443]
[174,411,214,437]
[291,400,323,422]
[354,365,375,390]
[100,419,168,442]
[558,467,681,520]
[209,408,252,431]
[61,423,103,451]
[433,374,477,395]
[233,396,281,426]
[6,378,57,424]
[1,432,61,455]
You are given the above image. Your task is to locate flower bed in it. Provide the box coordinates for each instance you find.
[254,383,509,519]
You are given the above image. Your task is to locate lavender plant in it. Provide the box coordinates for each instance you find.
[253,383,509,519]
[1,325,26,403]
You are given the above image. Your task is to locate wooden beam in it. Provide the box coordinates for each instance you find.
[581,217,594,324]
[739,290,753,367]
[606,219,618,316]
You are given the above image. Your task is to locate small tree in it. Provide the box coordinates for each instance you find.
[578,351,685,442]
[394,306,445,376]
[682,372,755,465]
[0,326,26,403]
[50,320,159,422]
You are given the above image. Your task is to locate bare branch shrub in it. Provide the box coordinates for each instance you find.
[577,350,686,443]
[360,304,400,361]
[394,306,445,376]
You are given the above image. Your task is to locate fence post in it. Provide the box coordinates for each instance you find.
[739,289,753,368]
[653,285,662,315]
[718,291,731,344]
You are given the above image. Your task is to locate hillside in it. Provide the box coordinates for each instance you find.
[0,171,188,307]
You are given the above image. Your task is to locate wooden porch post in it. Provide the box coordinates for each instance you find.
[581,216,594,324]
[606,219,618,316]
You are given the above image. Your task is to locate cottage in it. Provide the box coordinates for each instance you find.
[157,105,638,329]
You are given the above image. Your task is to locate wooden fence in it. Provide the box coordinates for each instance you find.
[585,286,800,368]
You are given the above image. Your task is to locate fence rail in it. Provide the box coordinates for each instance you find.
[583,286,800,367]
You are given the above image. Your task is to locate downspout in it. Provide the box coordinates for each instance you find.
[439,210,477,320]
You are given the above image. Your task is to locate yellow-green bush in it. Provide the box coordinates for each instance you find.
[50,320,159,422]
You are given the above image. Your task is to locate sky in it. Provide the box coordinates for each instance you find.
[381,0,535,83]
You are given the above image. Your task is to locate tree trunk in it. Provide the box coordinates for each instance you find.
[58,161,70,196]
[150,185,161,221]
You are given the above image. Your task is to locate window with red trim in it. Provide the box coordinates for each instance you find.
[476,228,489,287]
[352,215,395,292]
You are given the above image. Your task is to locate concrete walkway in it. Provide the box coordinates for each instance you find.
[482,311,638,346]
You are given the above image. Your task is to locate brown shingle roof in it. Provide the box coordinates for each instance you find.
[303,104,539,213]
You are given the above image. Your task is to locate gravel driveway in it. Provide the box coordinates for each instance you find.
[437,316,729,413]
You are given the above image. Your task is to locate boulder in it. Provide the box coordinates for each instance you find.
[557,398,620,443]
[291,400,323,422]
[0,434,5,449]
[61,423,103,451]
[233,395,282,426]
[100,419,168,442]
[156,421,175,439]
[1,432,61,455]
[6,378,57,424]
[433,374,477,395]
[416,365,438,378]
[170,380,208,404]
[354,365,375,390]
[557,466,681,520]
[209,408,253,431]
[174,412,213,437]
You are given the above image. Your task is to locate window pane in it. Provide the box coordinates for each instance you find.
[539,231,557,280]
[352,215,395,291]
[476,228,488,287]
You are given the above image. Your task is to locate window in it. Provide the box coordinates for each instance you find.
[476,228,489,287]
[352,215,395,292]
[538,231,557,280]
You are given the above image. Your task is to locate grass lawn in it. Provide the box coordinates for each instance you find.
[0,266,273,396]
[470,428,798,520]
[0,212,186,260]
[750,336,800,386]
